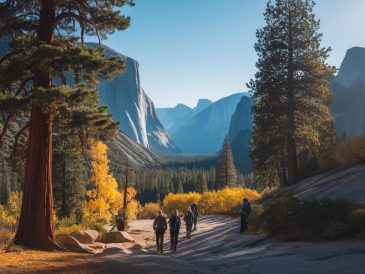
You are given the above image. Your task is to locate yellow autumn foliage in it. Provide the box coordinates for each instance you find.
[84,141,122,224]
[163,187,261,216]
[138,202,161,219]
[318,136,365,170]
[0,192,22,231]
[123,187,141,220]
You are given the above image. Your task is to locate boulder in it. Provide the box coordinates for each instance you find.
[98,231,135,244]
[70,230,99,244]
[56,235,96,253]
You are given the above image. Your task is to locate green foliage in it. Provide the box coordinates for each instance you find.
[249,0,336,186]
[215,137,237,189]
[196,173,208,194]
[0,1,135,240]
[260,197,364,240]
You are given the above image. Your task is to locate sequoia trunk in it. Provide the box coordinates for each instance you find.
[14,0,59,249]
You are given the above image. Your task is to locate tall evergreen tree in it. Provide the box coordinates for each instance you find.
[196,173,208,194]
[215,137,237,189]
[0,0,133,249]
[249,0,335,186]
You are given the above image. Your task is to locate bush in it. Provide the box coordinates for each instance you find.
[0,230,14,249]
[348,208,365,235]
[248,204,264,231]
[260,197,362,240]
[163,187,261,216]
[138,203,161,219]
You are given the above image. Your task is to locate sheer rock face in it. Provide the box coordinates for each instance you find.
[86,43,179,154]
[330,47,365,138]
[227,96,254,174]
[336,47,365,89]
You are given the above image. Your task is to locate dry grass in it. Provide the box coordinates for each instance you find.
[0,249,100,273]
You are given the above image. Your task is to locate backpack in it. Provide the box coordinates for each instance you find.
[155,216,166,230]
[191,203,198,215]
[185,212,194,224]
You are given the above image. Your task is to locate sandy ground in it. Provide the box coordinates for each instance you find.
[1,216,365,273]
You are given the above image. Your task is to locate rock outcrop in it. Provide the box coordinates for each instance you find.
[86,43,179,154]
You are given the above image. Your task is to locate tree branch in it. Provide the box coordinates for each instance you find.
[13,122,30,152]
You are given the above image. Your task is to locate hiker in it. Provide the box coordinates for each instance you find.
[240,198,251,233]
[184,207,195,239]
[168,209,181,252]
[153,210,167,254]
[191,202,199,231]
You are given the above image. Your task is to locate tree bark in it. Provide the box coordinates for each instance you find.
[286,4,298,185]
[14,0,60,250]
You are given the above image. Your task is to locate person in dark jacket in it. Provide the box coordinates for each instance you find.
[168,209,181,252]
[153,210,167,253]
[190,203,199,231]
[184,207,194,239]
[240,198,251,233]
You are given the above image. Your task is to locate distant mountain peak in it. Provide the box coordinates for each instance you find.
[175,103,192,111]
[336,46,365,89]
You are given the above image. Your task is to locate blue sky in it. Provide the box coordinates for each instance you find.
[93,0,365,108]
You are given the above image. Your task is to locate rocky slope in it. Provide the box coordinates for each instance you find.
[107,131,163,169]
[228,95,254,173]
[171,93,244,153]
[263,163,365,206]
[87,43,179,154]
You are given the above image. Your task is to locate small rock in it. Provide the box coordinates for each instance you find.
[98,247,126,256]
[98,231,135,244]
[87,242,106,250]
[130,243,143,250]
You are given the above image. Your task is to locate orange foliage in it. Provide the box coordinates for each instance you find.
[84,141,122,224]
[163,187,261,216]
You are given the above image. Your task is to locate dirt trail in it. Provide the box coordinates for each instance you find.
[94,215,365,274]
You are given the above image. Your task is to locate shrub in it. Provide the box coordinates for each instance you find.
[348,208,365,235]
[138,202,161,219]
[261,197,361,240]
[248,204,264,231]
[0,230,14,249]
[163,192,201,216]
[163,187,261,216]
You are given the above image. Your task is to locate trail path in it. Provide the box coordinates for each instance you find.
[94,215,365,274]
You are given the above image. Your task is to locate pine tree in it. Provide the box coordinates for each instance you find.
[196,173,208,194]
[52,133,87,219]
[249,0,336,186]
[0,0,133,249]
[215,137,237,189]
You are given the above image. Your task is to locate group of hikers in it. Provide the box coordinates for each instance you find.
[153,198,251,254]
